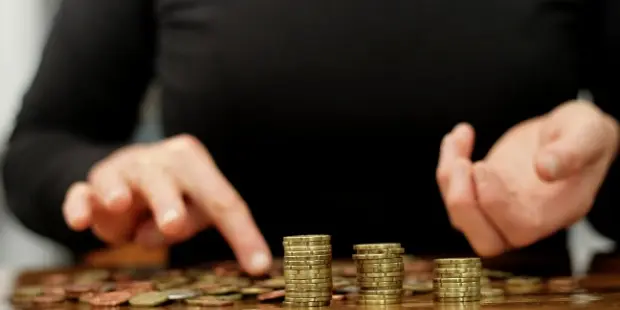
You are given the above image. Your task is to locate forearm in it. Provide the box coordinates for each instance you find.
[2,130,121,256]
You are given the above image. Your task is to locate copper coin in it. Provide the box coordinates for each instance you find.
[78,292,96,303]
[258,289,286,301]
[89,291,132,306]
[43,286,66,296]
[42,274,70,286]
[33,294,65,304]
[186,296,235,307]
[65,283,99,294]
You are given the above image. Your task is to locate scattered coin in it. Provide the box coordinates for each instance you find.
[129,291,169,306]
[185,296,234,307]
[258,289,286,302]
[89,291,132,307]
[33,294,65,304]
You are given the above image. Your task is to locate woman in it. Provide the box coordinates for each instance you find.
[2,0,619,276]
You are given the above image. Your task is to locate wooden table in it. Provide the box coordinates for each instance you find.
[6,254,620,309]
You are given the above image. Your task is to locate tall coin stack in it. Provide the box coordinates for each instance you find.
[433,258,482,303]
[353,243,405,305]
[282,235,333,307]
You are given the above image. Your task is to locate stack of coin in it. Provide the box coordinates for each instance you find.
[282,235,333,307]
[433,258,482,303]
[353,243,405,305]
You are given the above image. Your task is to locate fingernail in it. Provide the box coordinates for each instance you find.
[104,189,125,208]
[161,209,180,226]
[540,154,558,178]
[249,251,270,273]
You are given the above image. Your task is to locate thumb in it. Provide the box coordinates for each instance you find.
[535,100,618,181]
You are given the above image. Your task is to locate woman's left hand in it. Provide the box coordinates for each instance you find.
[436,100,619,256]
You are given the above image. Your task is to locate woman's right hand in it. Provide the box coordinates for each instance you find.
[62,134,271,275]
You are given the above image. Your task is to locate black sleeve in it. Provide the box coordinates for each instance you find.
[1,0,155,257]
[583,0,620,242]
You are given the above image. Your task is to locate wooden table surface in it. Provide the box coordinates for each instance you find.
[6,254,620,310]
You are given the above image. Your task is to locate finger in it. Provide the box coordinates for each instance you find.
[166,135,272,275]
[473,162,538,248]
[451,123,475,158]
[445,159,507,256]
[134,203,211,248]
[125,163,191,239]
[536,100,617,181]
[88,163,133,212]
[436,133,455,192]
[90,196,138,245]
[63,182,93,231]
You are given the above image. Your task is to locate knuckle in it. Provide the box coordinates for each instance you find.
[168,134,204,152]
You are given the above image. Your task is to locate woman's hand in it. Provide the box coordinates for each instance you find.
[62,134,271,275]
[437,100,619,256]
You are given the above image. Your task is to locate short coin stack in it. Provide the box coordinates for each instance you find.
[282,235,333,307]
[353,243,405,305]
[433,258,482,303]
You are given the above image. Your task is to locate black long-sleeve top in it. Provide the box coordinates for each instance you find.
[2,0,619,275]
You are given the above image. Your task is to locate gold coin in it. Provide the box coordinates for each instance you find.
[505,277,541,286]
[284,259,331,266]
[434,272,482,278]
[358,295,402,301]
[359,289,402,295]
[353,253,402,260]
[434,258,480,265]
[358,281,403,288]
[358,265,404,273]
[357,276,402,282]
[283,244,331,251]
[285,274,331,280]
[283,240,331,247]
[434,296,481,302]
[354,243,402,250]
[435,268,481,274]
[284,250,331,256]
[282,300,331,307]
[434,278,480,284]
[285,284,332,291]
[357,272,403,278]
[405,282,433,293]
[285,278,333,284]
[435,292,481,298]
[283,235,330,242]
[286,291,332,298]
[434,283,481,290]
[285,296,332,302]
[504,285,542,295]
[355,258,403,265]
[285,254,331,261]
[356,248,405,255]
[435,288,480,294]
[357,299,402,305]
[284,265,332,270]
[284,268,332,275]
[482,270,513,278]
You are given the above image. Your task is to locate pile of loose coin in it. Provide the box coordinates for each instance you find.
[353,243,405,305]
[433,258,482,303]
[282,235,333,307]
